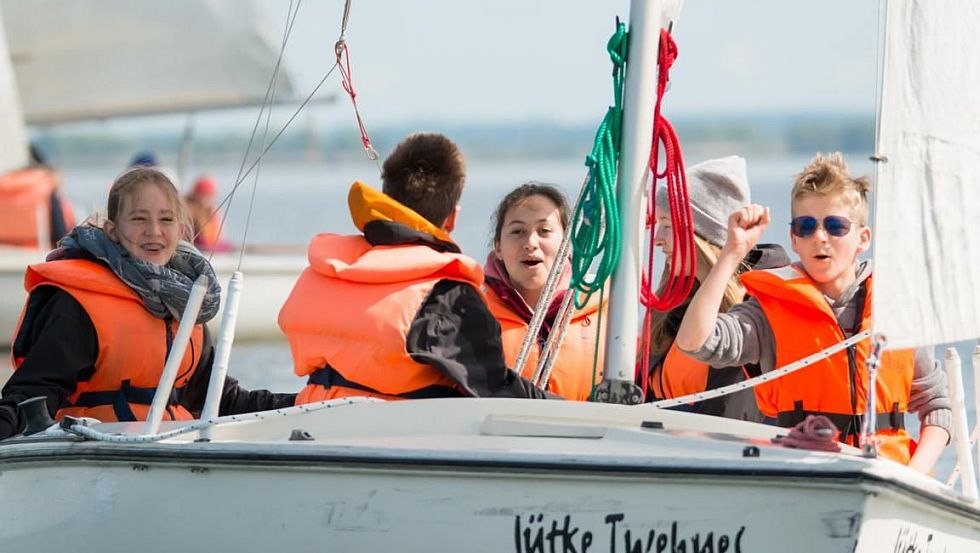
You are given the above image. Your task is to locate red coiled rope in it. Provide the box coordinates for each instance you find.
[638,29,696,391]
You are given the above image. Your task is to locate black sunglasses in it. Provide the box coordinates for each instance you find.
[790,215,853,238]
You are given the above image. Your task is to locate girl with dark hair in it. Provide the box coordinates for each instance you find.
[485,182,606,401]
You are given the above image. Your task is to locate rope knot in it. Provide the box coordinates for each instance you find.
[606,22,629,67]
[334,38,347,61]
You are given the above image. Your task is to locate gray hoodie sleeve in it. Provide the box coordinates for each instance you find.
[678,296,777,373]
[908,347,952,437]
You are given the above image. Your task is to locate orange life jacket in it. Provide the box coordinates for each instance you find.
[14,259,204,422]
[196,212,223,250]
[485,287,605,401]
[279,182,484,404]
[741,266,914,464]
[646,343,765,422]
[187,198,224,250]
[649,343,714,399]
[0,168,74,248]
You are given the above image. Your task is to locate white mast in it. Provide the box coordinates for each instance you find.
[598,0,664,402]
[0,3,29,173]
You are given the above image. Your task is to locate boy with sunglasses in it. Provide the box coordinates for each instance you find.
[674,152,951,473]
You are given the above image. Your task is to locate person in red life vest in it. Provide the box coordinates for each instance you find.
[185,175,231,252]
[279,133,555,403]
[642,156,789,422]
[483,183,606,401]
[674,153,951,472]
[0,166,295,440]
[0,143,76,249]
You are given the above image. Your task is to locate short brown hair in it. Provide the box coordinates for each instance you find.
[491,182,570,246]
[381,133,465,226]
[791,152,871,225]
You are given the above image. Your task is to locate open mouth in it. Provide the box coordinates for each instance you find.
[521,259,543,268]
[142,244,165,253]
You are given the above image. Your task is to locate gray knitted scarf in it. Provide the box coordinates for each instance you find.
[50,226,221,323]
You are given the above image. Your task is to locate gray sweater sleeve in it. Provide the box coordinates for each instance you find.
[908,347,952,436]
[678,297,777,373]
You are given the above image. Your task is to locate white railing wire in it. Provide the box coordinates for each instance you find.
[67,397,382,443]
[648,330,871,409]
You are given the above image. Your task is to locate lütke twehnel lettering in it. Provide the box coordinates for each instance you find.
[514,512,746,553]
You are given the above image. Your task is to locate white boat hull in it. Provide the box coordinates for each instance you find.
[206,250,305,342]
[2,399,977,552]
[0,246,304,345]
[0,246,43,344]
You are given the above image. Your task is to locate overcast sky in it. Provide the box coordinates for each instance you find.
[261,0,882,126]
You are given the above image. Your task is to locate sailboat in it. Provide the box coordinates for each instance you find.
[0,0,307,343]
[1,1,978,552]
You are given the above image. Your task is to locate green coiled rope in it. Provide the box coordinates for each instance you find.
[569,21,628,310]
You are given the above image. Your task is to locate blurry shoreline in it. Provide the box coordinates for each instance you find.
[31,111,875,171]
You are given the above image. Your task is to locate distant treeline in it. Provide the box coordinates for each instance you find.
[32,112,874,164]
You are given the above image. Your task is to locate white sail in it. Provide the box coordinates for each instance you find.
[1,0,294,125]
[0,3,27,172]
[0,0,302,346]
[872,0,980,349]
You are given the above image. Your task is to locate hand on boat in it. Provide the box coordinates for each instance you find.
[723,204,770,259]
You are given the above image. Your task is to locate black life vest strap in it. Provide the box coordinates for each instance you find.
[777,400,905,439]
[308,366,461,400]
[72,379,162,422]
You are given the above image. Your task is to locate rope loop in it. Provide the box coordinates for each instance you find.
[569,21,628,310]
[641,29,693,312]
[335,37,379,162]
[637,28,695,389]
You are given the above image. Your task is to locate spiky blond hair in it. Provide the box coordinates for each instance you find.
[791,152,871,224]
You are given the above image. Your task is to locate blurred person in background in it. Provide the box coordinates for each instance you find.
[185,175,230,252]
[0,143,76,249]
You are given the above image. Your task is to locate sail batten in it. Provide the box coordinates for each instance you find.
[872,0,980,348]
[1,0,294,125]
